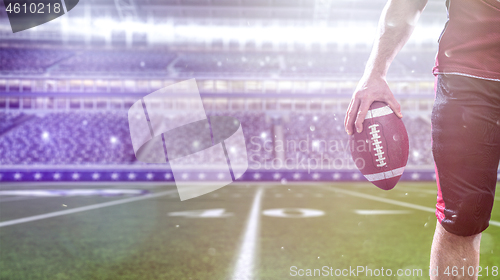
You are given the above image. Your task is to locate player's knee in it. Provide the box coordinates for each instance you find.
[439,193,494,237]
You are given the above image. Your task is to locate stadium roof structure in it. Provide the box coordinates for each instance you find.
[0,0,445,83]
[0,0,447,47]
[83,0,446,20]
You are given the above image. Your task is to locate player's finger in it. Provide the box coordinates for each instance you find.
[385,96,403,118]
[354,100,371,133]
[344,98,354,129]
[345,98,359,135]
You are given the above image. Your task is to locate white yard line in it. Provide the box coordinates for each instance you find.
[394,187,438,195]
[354,210,412,215]
[491,220,500,227]
[0,189,177,228]
[395,186,500,204]
[314,185,500,228]
[0,196,38,203]
[231,187,264,280]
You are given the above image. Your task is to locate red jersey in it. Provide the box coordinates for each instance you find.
[433,0,500,81]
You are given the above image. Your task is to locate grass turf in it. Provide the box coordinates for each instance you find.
[0,182,499,279]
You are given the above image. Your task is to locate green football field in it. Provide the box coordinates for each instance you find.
[1,182,499,280]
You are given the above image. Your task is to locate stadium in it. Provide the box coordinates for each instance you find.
[0,0,499,279]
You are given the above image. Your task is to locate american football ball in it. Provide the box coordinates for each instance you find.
[349,101,409,190]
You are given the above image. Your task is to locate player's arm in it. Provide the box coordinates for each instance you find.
[344,0,428,135]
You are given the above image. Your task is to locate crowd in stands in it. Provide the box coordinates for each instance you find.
[0,47,435,78]
[0,48,73,74]
[285,112,432,168]
[174,53,281,76]
[0,112,26,134]
[53,51,177,76]
[0,112,136,165]
[404,116,432,166]
[0,111,432,168]
[282,53,368,77]
[209,111,273,166]
[284,112,349,168]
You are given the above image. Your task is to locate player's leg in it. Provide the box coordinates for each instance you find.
[430,222,481,280]
[430,74,500,279]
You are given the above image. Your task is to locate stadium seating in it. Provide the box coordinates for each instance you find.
[0,112,25,134]
[0,111,432,167]
[0,111,271,166]
[0,48,73,74]
[0,112,135,165]
[53,51,177,76]
[282,53,369,77]
[174,53,281,76]
[404,116,433,166]
[0,47,435,78]
[284,112,349,168]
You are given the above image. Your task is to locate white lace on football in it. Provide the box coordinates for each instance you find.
[368,124,386,167]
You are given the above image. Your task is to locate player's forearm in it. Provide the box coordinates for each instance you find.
[364,0,428,79]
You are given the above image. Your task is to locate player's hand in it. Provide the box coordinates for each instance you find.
[344,75,402,135]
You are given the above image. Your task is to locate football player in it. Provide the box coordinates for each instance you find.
[344,1,500,279]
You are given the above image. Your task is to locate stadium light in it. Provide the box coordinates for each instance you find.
[312,140,320,148]
[412,150,420,158]
[175,23,376,45]
[192,140,200,148]
[68,18,442,46]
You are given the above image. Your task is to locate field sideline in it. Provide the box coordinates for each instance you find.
[1,182,499,280]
